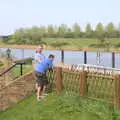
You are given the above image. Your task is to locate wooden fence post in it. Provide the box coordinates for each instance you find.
[114,75,120,107]
[56,67,62,94]
[80,71,87,96]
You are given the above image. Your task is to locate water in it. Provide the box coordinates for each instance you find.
[0,48,120,69]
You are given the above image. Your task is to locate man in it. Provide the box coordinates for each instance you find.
[34,45,45,65]
[34,45,45,90]
[35,54,55,101]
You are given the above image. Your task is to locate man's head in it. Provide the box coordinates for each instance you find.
[36,45,43,53]
[48,54,55,61]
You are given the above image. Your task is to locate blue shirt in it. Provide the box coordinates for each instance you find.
[34,53,45,62]
[35,58,53,73]
[34,53,45,69]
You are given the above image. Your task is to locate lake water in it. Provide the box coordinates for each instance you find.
[0,48,120,69]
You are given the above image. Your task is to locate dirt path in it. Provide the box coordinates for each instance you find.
[0,44,83,51]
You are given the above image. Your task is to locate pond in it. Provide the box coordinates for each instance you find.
[0,48,120,69]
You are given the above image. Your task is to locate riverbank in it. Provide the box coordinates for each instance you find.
[1,43,120,53]
[1,37,120,52]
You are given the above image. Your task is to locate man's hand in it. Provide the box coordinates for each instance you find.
[37,59,42,63]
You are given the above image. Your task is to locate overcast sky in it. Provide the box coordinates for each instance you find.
[0,0,120,35]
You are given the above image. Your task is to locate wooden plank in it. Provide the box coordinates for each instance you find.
[114,75,120,107]
[56,67,62,94]
[80,71,87,96]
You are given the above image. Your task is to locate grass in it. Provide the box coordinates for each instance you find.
[21,64,33,74]
[11,64,33,79]
[0,91,119,120]
[1,37,120,51]
[0,60,3,67]
[42,37,120,50]
[43,38,97,49]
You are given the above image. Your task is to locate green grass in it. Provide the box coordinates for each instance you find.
[2,37,120,51]
[22,64,33,74]
[0,94,112,120]
[43,38,97,49]
[43,38,120,49]
[0,60,4,67]
[12,64,33,79]
[0,92,120,120]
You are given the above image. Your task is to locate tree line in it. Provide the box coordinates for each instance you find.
[1,22,120,44]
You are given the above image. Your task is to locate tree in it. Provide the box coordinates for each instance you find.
[105,22,115,38]
[95,23,105,45]
[85,23,93,38]
[47,25,55,37]
[72,23,81,38]
[57,24,68,37]
[65,27,73,38]
[12,28,26,44]
[31,26,42,44]
[39,26,47,37]
[95,23,104,36]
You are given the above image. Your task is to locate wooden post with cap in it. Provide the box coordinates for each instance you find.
[56,67,62,94]
[80,71,87,96]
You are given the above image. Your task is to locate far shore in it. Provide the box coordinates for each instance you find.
[0,44,120,53]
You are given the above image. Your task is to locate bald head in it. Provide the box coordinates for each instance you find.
[36,45,44,53]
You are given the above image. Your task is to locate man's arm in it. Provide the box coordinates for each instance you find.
[35,59,42,63]
[34,54,44,63]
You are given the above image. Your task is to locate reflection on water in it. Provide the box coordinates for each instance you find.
[0,48,120,69]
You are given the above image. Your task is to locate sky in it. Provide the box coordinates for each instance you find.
[0,0,120,35]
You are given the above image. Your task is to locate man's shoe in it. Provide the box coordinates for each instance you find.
[40,95,45,99]
[37,96,42,101]
[43,93,48,96]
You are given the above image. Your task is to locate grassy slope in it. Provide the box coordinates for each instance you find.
[14,65,33,74]
[43,38,97,49]
[12,65,33,78]
[0,93,98,120]
[2,38,120,51]
[0,92,119,120]
[43,38,120,49]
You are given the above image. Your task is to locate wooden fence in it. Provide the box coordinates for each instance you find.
[1,64,120,109]
[47,66,120,107]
